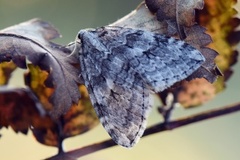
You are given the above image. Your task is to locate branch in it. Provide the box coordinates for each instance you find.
[46,102,240,160]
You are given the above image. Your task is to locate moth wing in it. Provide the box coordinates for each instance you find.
[79,36,151,147]
[102,26,206,92]
[80,61,151,147]
[88,78,150,148]
[78,26,205,147]
[128,33,205,92]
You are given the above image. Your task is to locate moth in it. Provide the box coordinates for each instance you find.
[72,26,205,148]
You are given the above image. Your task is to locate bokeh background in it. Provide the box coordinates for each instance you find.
[0,0,240,159]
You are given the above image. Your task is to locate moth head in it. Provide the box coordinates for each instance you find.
[77,29,100,47]
[78,29,96,39]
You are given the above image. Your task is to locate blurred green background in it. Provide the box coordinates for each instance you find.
[0,0,240,160]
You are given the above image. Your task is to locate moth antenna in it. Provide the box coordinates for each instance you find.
[66,38,81,58]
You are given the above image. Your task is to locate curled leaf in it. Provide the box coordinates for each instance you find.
[196,0,240,92]
[159,0,240,108]
[0,19,81,116]
[111,2,168,34]
[112,2,220,84]
[184,25,222,83]
[0,87,45,134]
[145,0,204,38]
[25,65,99,147]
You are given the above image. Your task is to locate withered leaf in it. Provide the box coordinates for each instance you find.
[62,85,99,138]
[113,2,220,83]
[0,87,46,134]
[160,0,240,108]
[24,64,54,111]
[0,19,81,116]
[177,78,216,108]
[0,62,16,85]
[31,100,99,148]
[111,2,168,34]
[111,1,224,110]
[25,65,99,147]
[145,0,204,38]
[119,1,221,109]
[196,0,240,92]
[184,25,221,83]
[145,0,204,26]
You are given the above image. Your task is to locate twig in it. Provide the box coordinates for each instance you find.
[158,92,176,123]
[46,102,240,160]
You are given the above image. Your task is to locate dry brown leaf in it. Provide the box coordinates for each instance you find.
[62,85,99,138]
[112,2,220,84]
[184,25,221,83]
[0,87,46,134]
[111,2,168,34]
[146,0,239,108]
[172,0,239,108]
[145,0,204,38]
[25,65,98,147]
[177,78,216,108]
[196,0,240,92]
[0,19,81,116]
[146,0,203,26]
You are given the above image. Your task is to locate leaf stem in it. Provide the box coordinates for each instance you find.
[46,102,240,160]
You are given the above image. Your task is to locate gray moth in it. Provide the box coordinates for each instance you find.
[74,26,205,148]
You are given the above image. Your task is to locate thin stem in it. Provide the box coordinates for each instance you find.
[144,102,240,136]
[46,102,240,160]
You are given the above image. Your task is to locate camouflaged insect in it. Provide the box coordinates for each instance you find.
[73,26,205,148]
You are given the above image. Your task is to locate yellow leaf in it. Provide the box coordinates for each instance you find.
[25,65,99,147]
